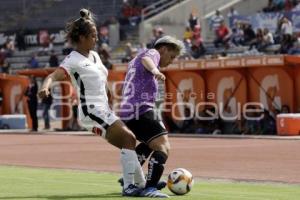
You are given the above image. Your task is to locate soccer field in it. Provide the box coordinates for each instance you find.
[0,166,299,200]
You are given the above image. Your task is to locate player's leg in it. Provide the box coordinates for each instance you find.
[135,142,167,190]
[128,110,170,198]
[136,142,152,166]
[139,135,170,198]
[83,112,145,197]
[105,120,146,190]
[146,134,170,188]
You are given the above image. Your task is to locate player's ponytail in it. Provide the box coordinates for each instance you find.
[79,8,95,22]
[80,8,90,19]
[65,8,97,45]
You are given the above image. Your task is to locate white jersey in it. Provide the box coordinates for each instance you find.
[60,50,118,134]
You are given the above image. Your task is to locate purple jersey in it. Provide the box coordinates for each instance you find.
[120,49,160,120]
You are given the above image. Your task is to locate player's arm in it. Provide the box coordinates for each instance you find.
[38,68,67,99]
[141,56,166,81]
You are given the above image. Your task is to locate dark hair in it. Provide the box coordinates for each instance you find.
[154,43,181,54]
[66,8,96,44]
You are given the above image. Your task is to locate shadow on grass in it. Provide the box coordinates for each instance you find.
[0,192,122,199]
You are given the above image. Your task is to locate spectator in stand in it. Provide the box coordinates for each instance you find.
[187,12,199,31]
[38,30,51,56]
[214,20,231,48]
[49,50,59,67]
[279,31,293,53]
[264,0,285,12]
[242,105,263,135]
[147,27,164,48]
[183,26,193,41]
[99,26,109,45]
[258,28,274,51]
[285,0,295,11]
[261,109,277,135]
[25,77,38,132]
[120,0,142,26]
[249,28,264,50]
[231,22,244,46]
[185,24,205,59]
[4,38,15,57]
[0,49,9,73]
[280,17,293,39]
[122,42,133,63]
[243,23,256,45]
[192,24,203,46]
[42,92,52,130]
[190,43,205,59]
[273,0,285,10]
[182,38,192,59]
[28,54,39,68]
[263,0,274,12]
[288,33,300,54]
[210,10,224,34]
[227,7,239,20]
[122,42,138,63]
[16,30,26,51]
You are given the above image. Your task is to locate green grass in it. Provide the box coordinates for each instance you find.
[0,166,299,200]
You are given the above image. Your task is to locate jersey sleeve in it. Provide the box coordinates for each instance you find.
[143,49,160,68]
[59,54,74,75]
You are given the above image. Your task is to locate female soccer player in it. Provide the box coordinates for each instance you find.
[120,35,185,198]
[38,9,145,197]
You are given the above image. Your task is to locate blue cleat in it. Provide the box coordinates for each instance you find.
[140,187,169,198]
[118,178,167,190]
[122,184,142,197]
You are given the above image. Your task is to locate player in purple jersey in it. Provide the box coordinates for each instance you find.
[120,35,184,198]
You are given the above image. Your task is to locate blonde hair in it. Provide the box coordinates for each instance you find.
[154,35,185,55]
[65,8,96,44]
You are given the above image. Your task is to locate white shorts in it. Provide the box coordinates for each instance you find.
[78,104,119,138]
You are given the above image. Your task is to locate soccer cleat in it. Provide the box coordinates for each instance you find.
[122,184,142,197]
[156,180,167,190]
[118,178,167,190]
[140,187,170,198]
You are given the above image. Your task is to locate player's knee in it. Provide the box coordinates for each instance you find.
[122,130,136,149]
[163,142,171,156]
[150,141,170,156]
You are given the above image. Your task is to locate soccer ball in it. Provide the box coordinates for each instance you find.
[167,168,194,195]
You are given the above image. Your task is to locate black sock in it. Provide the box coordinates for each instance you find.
[146,151,168,188]
[135,142,152,166]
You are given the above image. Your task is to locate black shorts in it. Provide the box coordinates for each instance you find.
[125,110,168,144]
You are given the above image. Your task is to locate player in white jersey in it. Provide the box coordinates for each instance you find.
[38,9,145,197]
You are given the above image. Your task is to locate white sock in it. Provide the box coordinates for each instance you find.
[134,157,146,188]
[120,148,137,189]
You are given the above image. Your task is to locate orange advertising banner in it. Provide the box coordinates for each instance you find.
[0,74,30,127]
[247,67,294,114]
[164,70,205,119]
[293,67,300,112]
[204,69,247,119]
